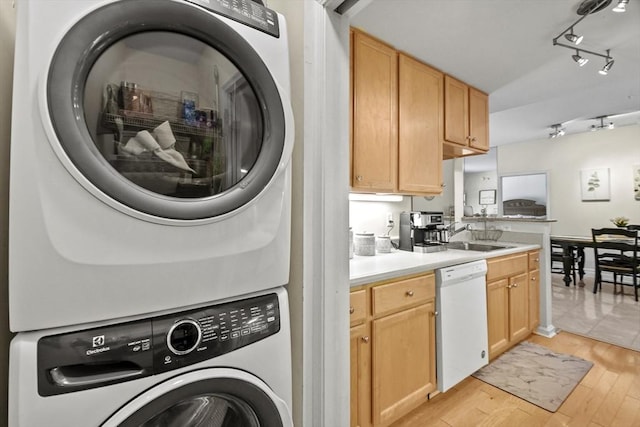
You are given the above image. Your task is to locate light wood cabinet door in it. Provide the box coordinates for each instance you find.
[509,272,530,343]
[351,322,371,427]
[398,54,443,195]
[351,30,398,192]
[529,269,540,331]
[372,302,436,426]
[487,278,510,360]
[468,87,489,151]
[443,75,468,146]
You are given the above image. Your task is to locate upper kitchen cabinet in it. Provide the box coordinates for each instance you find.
[443,75,489,159]
[350,29,443,196]
[350,29,398,193]
[398,54,443,195]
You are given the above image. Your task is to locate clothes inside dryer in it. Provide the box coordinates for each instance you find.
[84,31,262,199]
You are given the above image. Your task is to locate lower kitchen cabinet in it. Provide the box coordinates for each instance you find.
[350,290,371,427]
[486,253,531,360]
[350,273,436,427]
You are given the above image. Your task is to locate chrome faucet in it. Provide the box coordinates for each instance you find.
[447,222,470,237]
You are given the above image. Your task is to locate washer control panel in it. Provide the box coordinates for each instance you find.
[152,293,280,373]
[37,293,280,396]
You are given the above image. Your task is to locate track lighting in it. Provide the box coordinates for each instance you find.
[612,0,628,12]
[552,0,620,75]
[572,51,589,66]
[591,116,614,131]
[549,124,566,138]
[564,28,583,45]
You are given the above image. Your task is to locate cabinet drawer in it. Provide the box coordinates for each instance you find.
[528,251,540,271]
[487,253,528,282]
[372,274,435,317]
[350,290,367,325]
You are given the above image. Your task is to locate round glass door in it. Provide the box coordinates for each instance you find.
[47,0,286,220]
[114,377,285,427]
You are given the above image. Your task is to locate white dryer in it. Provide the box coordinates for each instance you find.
[9,0,294,331]
[10,287,293,426]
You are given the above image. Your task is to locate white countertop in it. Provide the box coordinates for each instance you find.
[349,242,540,287]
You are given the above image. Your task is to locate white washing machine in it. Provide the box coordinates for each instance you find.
[9,0,294,332]
[10,287,293,426]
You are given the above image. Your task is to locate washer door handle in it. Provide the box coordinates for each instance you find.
[50,364,145,388]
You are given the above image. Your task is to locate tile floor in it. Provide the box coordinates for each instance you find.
[552,273,640,351]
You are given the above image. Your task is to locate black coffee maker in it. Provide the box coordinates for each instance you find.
[399,211,446,252]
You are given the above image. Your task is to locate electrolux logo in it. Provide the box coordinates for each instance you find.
[86,334,110,356]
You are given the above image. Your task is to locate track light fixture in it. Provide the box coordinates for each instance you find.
[591,116,615,131]
[549,124,566,138]
[612,0,628,12]
[564,27,583,45]
[552,0,619,75]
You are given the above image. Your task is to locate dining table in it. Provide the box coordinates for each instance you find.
[550,235,592,287]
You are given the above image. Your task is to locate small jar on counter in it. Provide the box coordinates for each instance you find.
[376,235,392,253]
[354,232,375,256]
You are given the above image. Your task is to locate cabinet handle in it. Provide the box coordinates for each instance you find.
[432,311,439,317]
[361,336,370,343]
[507,285,513,289]
[471,137,477,142]
[513,283,519,288]
[356,175,363,182]
[535,258,540,262]
[406,290,414,297]
[531,277,536,281]
[349,306,355,314]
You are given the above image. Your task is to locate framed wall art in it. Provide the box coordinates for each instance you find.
[479,189,497,205]
[580,168,610,201]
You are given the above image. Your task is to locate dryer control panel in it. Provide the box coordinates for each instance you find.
[37,293,280,396]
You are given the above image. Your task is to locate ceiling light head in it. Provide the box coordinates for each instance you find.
[564,28,583,45]
[613,0,628,12]
[549,124,566,138]
[599,58,615,75]
[572,51,589,66]
[591,116,615,131]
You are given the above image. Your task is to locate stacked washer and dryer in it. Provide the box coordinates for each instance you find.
[8,0,294,425]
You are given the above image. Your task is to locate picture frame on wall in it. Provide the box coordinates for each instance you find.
[479,189,496,205]
[580,168,610,201]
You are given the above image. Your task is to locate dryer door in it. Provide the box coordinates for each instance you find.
[46,0,291,221]
[102,369,292,427]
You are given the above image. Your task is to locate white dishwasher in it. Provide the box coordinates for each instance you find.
[435,259,489,392]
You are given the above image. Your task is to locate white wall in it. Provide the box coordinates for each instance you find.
[464,170,499,216]
[349,159,457,239]
[0,1,15,424]
[497,125,640,236]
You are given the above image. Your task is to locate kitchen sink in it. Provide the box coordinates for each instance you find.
[446,241,511,252]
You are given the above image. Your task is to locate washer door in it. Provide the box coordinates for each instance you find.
[47,0,288,221]
[102,369,291,427]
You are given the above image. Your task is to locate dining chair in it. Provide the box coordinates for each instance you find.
[591,227,639,301]
[550,242,577,285]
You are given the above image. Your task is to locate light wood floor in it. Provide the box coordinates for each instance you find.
[390,332,640,427]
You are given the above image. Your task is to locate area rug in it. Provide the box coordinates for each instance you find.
[472,341,593,412]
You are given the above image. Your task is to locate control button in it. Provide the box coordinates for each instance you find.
[241,329,250,336]
[220,334,229,341]
[267,316,275,322]
[167,319,202,356]
[231,331,240,339]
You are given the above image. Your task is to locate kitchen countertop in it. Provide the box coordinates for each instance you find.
[350,242,540,287]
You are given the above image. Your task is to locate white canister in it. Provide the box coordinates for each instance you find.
[376,235,391,253]
[354,232,375,256]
